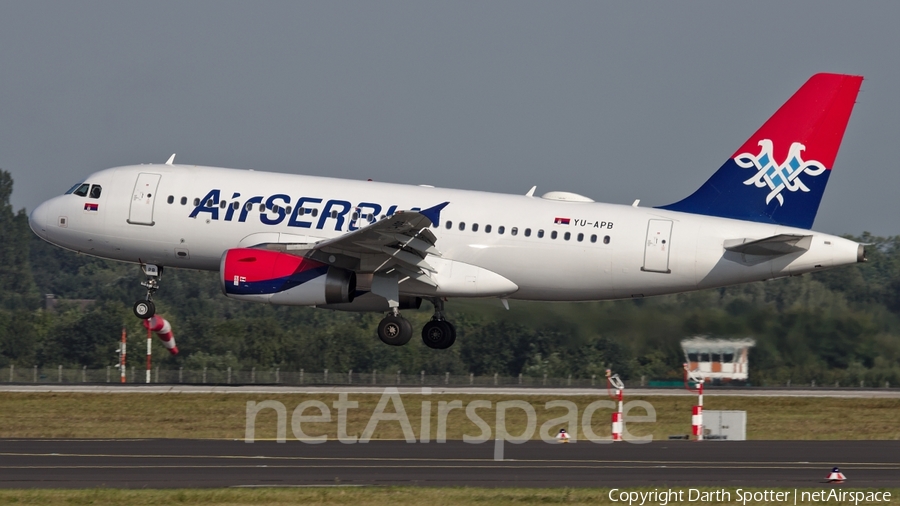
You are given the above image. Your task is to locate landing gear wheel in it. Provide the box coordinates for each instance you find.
[133,300,155,319]
[422,320,455,349]
[445,321,457,348]
[378,314,413,346]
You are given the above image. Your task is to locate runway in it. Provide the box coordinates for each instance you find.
[1,439,897,488]
[3,384,899,398]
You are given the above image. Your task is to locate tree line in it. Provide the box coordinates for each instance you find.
[1,169,899,386]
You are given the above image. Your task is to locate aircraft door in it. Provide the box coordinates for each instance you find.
[642,219,672,273]
[128,173,161,226]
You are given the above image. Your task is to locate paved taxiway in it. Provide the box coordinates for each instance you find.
[3,384,899,398]
[1,439,897,488]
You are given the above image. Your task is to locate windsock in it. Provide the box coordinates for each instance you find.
[142,315,178,355]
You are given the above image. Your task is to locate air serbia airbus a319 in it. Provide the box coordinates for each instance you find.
[30,73,866,349]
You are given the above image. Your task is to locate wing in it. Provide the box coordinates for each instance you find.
[260,202,449,287]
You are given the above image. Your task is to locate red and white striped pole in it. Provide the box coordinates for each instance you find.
[146,325,152,384]
[120,327,127,384]
[607,369,624,441]
[684,363,704,441]
[692,383,704,441]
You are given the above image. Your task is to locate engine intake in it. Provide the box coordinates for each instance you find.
[220,248,355,306]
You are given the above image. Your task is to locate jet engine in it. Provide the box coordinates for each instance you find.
[220,248,355,306]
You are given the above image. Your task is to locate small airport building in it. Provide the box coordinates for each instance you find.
[682,336,755,383]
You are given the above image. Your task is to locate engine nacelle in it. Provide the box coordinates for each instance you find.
[220,248,355,306]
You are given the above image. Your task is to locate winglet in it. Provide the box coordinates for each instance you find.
[419,202,450,227]
[165,153,176,165]
[526,186,537,197]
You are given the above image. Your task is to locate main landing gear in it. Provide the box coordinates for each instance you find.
[133,264,161,320]
[376,298,456,349]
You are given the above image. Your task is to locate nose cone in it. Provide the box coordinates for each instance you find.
[29,199,52,239]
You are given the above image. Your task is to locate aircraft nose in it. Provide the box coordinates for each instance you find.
[29,199,52,238]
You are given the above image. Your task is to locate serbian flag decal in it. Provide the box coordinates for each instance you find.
[554,217,570,225]
[84,203,99,212]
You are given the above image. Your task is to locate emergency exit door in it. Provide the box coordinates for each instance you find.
[642,219,672,273]
[127,173,161,226]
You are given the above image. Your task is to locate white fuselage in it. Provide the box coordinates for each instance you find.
[30,164,862,302]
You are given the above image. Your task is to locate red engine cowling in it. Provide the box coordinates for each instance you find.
[220,248,355,306]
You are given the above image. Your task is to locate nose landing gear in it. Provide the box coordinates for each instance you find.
[133,264,162,320]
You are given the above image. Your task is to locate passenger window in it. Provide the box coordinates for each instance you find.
[446,221,452,229]
[219,200,227,209]
[273,205,281,213]
[73,184,90,197]
[524,228,531,237]
[498,226,505,235]
[207,199,214,207]
[485,225,492,233]
[298,207,305,216]
[194,198,200,206]
[537,229,544,238]
[564,232,571,241]
[181,197,187,205]
[234,202,240,210]
[89,185,102,199]
[285,205,291,214]
[591,234,597,243]
[472,223,479,232]
[312,209,318,217]
[459,222,466,231]
[511,227,518,236]
[577,233,584,242]
[604,235,611,244]
[551,231,558,239]
[167,196,174,204]
[259,204,265,212]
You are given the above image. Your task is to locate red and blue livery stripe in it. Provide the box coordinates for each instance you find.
[222,248,328,295]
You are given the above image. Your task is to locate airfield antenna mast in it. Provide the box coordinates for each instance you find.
[606,369,624,441]
[119,327,127,384]
[684,363,704,441]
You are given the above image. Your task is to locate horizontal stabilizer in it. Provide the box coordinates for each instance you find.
[723,234,811,256]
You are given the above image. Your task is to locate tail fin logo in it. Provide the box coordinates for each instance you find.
[737,139,827,206]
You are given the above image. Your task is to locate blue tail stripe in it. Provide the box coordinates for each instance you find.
[658,159,830,229]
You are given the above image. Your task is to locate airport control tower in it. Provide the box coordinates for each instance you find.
[681,336,756,383]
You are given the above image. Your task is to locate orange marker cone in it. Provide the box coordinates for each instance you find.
[826,467,846,483]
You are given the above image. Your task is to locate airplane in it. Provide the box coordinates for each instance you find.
[29,73,866,350]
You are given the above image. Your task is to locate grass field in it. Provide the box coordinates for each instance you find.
[0,487,896,506]
[0,392,898,440]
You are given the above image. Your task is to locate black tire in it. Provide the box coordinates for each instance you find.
[422,320,454,349]
[133,300,155,319]
[378,314,413,346]
[445,321,457,348]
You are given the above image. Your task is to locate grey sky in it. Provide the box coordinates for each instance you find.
[2,2,898,236]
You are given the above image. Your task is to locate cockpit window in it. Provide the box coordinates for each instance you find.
[89,185,102,199]
[72,184,90,197]
[65,182,85,195]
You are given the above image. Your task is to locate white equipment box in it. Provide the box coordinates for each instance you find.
[703,410,746,440]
